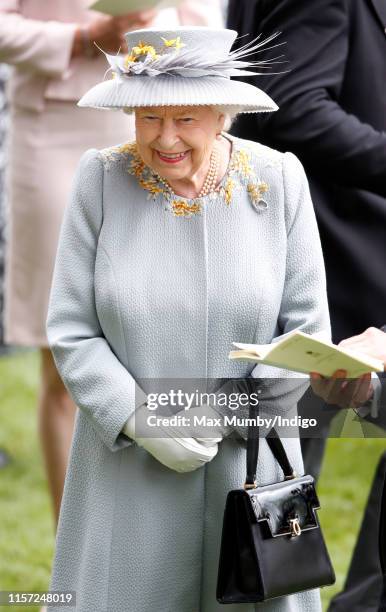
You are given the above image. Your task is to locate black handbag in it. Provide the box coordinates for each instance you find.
[216,400,335,604]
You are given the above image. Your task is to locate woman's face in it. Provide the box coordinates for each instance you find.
[134,106,225,182]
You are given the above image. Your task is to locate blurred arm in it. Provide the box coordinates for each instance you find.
[0,1,77,75]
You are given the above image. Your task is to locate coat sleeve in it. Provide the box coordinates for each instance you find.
[0,1,76,76]
[241,0,386,196]
[249,152,331,423]
[46,149,146,453]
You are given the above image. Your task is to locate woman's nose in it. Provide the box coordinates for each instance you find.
[157,121,180,150]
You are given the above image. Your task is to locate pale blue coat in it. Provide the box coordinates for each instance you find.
[46,134,330,612]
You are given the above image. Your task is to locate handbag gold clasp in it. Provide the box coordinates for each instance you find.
[284,471,298,481]
[243,481,257,490]
[289,518,302,537]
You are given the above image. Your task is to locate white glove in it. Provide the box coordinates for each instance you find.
[182,404,231,446]
[122,403,219,473]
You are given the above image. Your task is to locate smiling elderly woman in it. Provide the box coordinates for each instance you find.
[46,27,330,612]
[133,104,233,200]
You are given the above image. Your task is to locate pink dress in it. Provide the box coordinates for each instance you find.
[0,0,223,346]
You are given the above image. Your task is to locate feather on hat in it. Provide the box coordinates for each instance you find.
[78,26,283,113]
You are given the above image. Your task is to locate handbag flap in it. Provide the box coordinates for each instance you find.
[247,475,320,537]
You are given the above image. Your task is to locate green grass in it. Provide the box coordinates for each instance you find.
[0,350,54,612]
[318,437,385,608]
[0,350,385,611]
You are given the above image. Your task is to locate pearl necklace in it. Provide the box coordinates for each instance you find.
[198,147,220,197]
[155,146,221,199]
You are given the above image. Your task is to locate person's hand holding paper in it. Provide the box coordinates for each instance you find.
[74,9,157,57]
[310,369,373,409]
[230,329,384,412]
[310,327,386,409]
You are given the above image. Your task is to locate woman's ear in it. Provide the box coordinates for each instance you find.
[216,113,226,138]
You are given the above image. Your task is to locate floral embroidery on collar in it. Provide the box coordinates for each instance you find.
[218,146,270,213]
[222,177,236,205]
[171,200,202,217]
[102,139,271,217]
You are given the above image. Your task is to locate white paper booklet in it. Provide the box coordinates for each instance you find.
[229,330,384,377]
[90,0,181,16]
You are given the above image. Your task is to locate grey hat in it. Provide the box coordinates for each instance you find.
[78,26,279,113]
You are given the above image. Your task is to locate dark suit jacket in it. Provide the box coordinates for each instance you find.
[228,0,386,342]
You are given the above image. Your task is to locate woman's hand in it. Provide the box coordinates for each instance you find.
[310,327,386,408]
[310,370,373,409]
[339,327,386,365]
[113,10,158,35]
[123,404,219,473]
[134,433,219,473]
[90,11,157,52]
[73,11,157,58]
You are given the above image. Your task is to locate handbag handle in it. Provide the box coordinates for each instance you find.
[243,382,296,489]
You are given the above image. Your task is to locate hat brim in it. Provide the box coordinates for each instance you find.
[77,75,278,113]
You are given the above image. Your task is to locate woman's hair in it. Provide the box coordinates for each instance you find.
[213,106,243,131]
[123,105,242,131]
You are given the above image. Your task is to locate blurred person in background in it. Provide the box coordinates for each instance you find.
[0,63,8,350]
[228,0,386,479]
[310,327,386,611]
[0,0,223,528]
[228,0,386,342]
[227,1,386,608]
[0,61,10,469]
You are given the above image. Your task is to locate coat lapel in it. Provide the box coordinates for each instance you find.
[369,0,386,31]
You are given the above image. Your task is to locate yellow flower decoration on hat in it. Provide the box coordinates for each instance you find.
[124,54,137,66]
[124,41,160,67]
[161,36,186,51]
[132,41,159,57]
